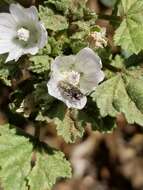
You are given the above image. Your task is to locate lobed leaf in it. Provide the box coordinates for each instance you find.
[0,56,10,85]
[0,124,71,190]
[114,0,143,54]
[29,55,52,74]
[92,73,143,126]
[46,0,70,14]
[39,6,68,31]
[28,151,71,190]
[48,103,84,143]
[0,125,33,190]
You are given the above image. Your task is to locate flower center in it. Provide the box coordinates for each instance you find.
[17,27,30,42]
[62,70,80,86]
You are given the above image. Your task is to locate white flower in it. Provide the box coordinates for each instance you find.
[0,3,47,62]
[47,47,104,109]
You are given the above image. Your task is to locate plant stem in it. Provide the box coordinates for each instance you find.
[103,62,122,72]
[98,14,122,24]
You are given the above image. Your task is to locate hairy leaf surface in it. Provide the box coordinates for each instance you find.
[92,73,143,126]
[0,124,71,190]
[114,0,143,54]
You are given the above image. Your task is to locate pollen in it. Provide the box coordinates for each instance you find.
[17,27,30,42]
[63,70,80,86]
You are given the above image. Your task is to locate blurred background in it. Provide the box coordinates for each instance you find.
[51,115,143,190]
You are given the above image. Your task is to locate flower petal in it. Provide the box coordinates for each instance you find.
[47,74,65,103]
[0,13,16,29]
[65,96,87,109]
[0,25,15,40]
[47,74,87,109]
[23,46,39,55]
[51,55,76,73]
[75,47,102,74]
[10,4,29,22]
[37,22,48,49]
[25,6,38,21]
[80,70,105,94]
[0,40,14,54]
[6,47,22,62]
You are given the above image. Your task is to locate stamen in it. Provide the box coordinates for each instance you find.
[63,70,80,86]
[17,27,30,42]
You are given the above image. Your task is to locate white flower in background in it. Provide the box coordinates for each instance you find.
[88,27,107,49]
[0,4,47,62]
[47,47,104,109]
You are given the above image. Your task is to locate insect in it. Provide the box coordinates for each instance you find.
[58,81,84,101]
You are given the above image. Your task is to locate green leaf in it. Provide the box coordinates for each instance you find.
[55,112,84,143]
[46,0,70,14]
[38,42,52,55]
[114,0,143,54]
[28,151,71,190]
[48,35,69,57]
[48,103,84,143]
[34,82,54,111]
[69,0,87,20]
[78,109,116,132]
[29,55,52,74]
[0,124,33,190]
[39,6,68,31]
[0,56,10,86]
[0,67,10,86]
[110,55,125,69]
[71,21,91,31]
[0,124,71,190]
[70,40,87,54]
[44,15,68,31]
[91,73,143,126]
[70,31,88,40]
[125,75,143,113]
